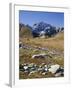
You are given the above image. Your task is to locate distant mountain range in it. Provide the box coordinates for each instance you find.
[19,22,64,38]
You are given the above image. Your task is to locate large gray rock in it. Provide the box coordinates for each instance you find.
[55,72,63,77]
[32,53,47,59]
[54,67,64,77]
[48,64,60,74]
[23,65,29,70]
[44,65,48,72]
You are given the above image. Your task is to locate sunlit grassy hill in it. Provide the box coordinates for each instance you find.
[20,32,64,51]
[19,26,32,38]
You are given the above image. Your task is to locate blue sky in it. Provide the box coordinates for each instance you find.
[19,10,64,27]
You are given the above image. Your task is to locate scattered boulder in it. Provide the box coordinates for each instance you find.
[32,53,50,59]
[48,64,60,74]
[41,47,48,51]
[55,72,63,77]
[23,65,29,71]
[32,53,46,59]
[55,67,64,74]
[38,67,43,72]
[54,67,64,77]
[44,65,48,72]
[38,64,48,75]
[19,42,23,48]
[19,64,24,71]
[28,63,34,68]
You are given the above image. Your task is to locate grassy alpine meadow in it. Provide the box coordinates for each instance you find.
[19,11,64,79]
[19,31,64,79]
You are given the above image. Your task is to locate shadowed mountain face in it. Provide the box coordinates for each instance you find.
[19,22,64,38]
[32,22,51,31]
[19,23,32,38]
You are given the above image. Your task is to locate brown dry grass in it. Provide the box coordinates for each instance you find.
[20,32,64,51]
[19,32,64,79]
